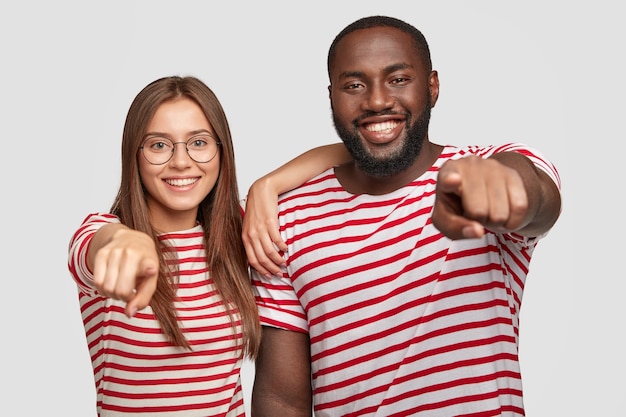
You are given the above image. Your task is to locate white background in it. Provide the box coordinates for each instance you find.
[1,1,622,416]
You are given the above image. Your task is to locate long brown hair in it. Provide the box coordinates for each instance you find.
[110,75,260,357]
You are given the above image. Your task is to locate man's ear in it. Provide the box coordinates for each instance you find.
[429,70,440,108]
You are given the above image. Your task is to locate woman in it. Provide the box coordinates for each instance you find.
[68,75,348,416]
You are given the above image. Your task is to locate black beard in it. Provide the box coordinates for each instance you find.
[332,102,431,177]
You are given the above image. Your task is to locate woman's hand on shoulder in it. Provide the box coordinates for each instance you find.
[242,177,287,278]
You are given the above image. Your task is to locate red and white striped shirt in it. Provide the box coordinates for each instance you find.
[68,213,246,417]
[252,144,561,416]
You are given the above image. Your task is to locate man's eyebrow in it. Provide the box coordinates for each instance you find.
[384,63,413,74]
[338,70,365,80]
[338,63,414,79]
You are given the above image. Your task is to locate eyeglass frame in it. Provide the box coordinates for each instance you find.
[139,134,221,165]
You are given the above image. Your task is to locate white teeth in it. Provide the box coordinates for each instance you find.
[366,121,399,132]
[166,178,198,186]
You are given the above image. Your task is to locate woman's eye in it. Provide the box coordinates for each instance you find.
[189,137,209,149]
[145,138,171,152]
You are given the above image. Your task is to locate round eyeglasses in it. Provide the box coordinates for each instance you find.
[140,134,221,165]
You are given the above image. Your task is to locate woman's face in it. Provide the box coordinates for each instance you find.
[138,97,220,232]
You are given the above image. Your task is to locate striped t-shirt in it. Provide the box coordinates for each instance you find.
[68,213,246,417]
[252,143,561,416]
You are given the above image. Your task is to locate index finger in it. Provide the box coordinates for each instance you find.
[124,260,158,318]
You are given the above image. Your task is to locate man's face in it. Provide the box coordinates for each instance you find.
[328,26,437,177]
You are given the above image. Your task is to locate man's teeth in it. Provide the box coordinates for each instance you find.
[166,178,198,186]
[366,121,399,132]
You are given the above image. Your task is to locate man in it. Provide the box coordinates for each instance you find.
[243,15,561,416]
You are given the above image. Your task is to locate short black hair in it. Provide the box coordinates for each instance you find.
[327,15,432,78]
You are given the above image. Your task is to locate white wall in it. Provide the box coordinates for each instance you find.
[1,1,622,415]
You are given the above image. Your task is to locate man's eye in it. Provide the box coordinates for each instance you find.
[344,83,363,90]
[391,77,410,84]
